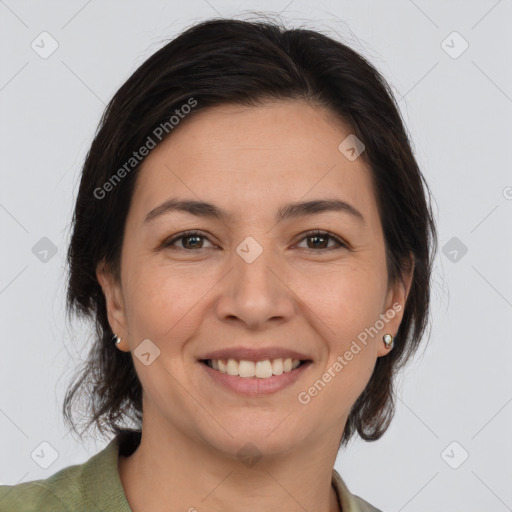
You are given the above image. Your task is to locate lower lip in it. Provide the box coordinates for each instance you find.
[199,361,312,396]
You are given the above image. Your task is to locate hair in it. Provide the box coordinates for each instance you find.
[63,16,438,447]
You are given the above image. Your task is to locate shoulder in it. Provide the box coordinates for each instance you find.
[0,462,86,512]
[331,468,384,512]
[0,433,134,512]
[0,482,65,511]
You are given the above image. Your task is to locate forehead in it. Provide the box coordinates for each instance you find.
[130,100,379,228]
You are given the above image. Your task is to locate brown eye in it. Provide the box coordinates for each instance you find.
[163,231,215,250]
[296,230,347,252]
[162,229,347,252]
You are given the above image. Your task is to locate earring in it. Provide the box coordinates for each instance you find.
[383,334,394,350]
[113,334,122,346]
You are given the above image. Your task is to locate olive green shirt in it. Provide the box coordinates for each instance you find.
[0,431,382,511]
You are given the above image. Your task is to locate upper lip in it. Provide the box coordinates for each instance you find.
[198,347,312,362]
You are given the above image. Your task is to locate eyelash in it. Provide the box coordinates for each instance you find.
[162,229,348,253]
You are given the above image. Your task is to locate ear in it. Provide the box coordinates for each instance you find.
[377,253,415,357]
[96,259,130,352]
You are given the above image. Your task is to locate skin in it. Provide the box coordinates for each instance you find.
[97,100,414,512]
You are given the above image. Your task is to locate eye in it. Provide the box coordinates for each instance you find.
[295,230,348,252]
[162,230,216,250]
[162,229,348,252]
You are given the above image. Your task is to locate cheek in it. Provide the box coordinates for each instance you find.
[297,261,386,338]
[122,259,219,344]
[300,265,383,386]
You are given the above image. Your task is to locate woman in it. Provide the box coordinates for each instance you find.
[0,17,437,512]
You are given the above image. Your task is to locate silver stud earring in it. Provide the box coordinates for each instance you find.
[113,334,122,346]
[383,333,394,350]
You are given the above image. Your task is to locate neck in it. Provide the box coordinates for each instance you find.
[118,422,342,512]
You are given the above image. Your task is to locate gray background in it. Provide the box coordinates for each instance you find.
[1,0,511,510]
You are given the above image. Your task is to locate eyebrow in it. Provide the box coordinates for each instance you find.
[143,198,365,225]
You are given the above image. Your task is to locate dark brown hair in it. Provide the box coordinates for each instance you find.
[63,17,438,447]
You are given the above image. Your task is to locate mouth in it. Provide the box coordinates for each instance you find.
[199,358,312,379]
[199,356,313,395]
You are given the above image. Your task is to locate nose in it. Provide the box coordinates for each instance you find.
[214,240,295,330]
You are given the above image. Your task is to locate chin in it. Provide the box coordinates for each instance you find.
[203,419,306,459]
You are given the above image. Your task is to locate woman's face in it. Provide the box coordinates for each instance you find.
[98,100,412,458]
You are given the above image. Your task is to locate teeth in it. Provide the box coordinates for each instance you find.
[227,358,238,376]
[271,358,283,376]
[255,360,273,378]
[207,358,303,378]
[239,360,255,378]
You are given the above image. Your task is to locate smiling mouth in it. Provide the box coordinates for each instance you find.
[200,358,310,379]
